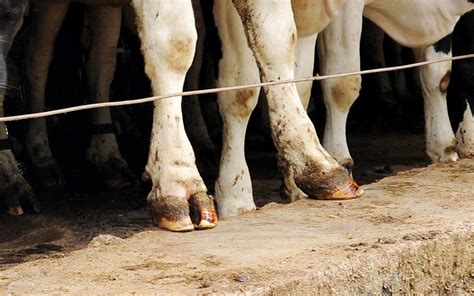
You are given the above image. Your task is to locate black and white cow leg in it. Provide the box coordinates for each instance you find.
[412,39,459,163]
[133,0,217,231]
[318,0,364,173]
[213,0,259,218]
[451,11,474,158]
[24,2,69,196]
[456,104,474,157]
[232,0,362,201]
[83,5,136,190]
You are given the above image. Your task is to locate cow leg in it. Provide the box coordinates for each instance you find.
[456,104,474,157]
[451,11,474,158]
[295,33,318,109]
[213,0,260,218]
[0,0,38,215]
[232,0,362,201]
[412,41,459,162]
[361,20,395,109]
[83,5,136,189]
[277,32,320,201]
[183,0,215,156]
[24,2,69,193]
[317,0,364,172]
[132,0,216,231]
[390,42,411,99]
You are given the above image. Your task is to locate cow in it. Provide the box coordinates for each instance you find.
[0,0,39,215]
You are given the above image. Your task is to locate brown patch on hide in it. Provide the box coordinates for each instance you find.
[166,36,195,73]
[439,71,451,94]
[331,76,361,111]
[235,89,256,117]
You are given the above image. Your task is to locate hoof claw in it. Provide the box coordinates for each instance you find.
[8,206,24,216]
[157,217,194,232]
[189,192,218,230]
[329,181,363,200]
[148,191,218,232]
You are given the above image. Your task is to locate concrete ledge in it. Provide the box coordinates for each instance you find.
[255,228,473,295]
[1,160,473,294]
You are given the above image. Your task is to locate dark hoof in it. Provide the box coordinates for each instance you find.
[295,166,364,200]
[148,194,193,232]
[34,163,66,199]
[189,192,218,230]
[98,157,138,190]
[3,177,40,215]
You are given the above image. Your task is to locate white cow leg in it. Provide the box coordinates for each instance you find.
[318,0,364,172]
[279,32,319,201]
[133,0,216,231]
[233,0,362,201]
[413,45,458,162]
[214,0,259,218]
[24,2,68,193]
[83,5,136,189]
[295,33,318,109]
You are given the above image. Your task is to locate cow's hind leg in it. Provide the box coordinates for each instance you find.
[24,2,69,195]
[83,5,136,189]
[413,39,459,162]
[232,0,362,201]
[133,0,216,231]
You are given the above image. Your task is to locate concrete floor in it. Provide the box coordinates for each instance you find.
[1,159,473,294]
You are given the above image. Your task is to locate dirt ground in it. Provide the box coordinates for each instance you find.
[1,133,472,294]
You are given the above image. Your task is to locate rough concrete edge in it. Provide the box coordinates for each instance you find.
[238,223,474,296]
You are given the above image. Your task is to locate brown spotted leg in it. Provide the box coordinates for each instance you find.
[132,0,216,231]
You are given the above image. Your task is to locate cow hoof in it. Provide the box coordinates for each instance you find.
[295,166,363,200]
[148,195,194,232]
[189,192,218,230]
[35,163,66,199]
[7,206,24,216]
[3,177,40,215]
[95,157,138,190]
